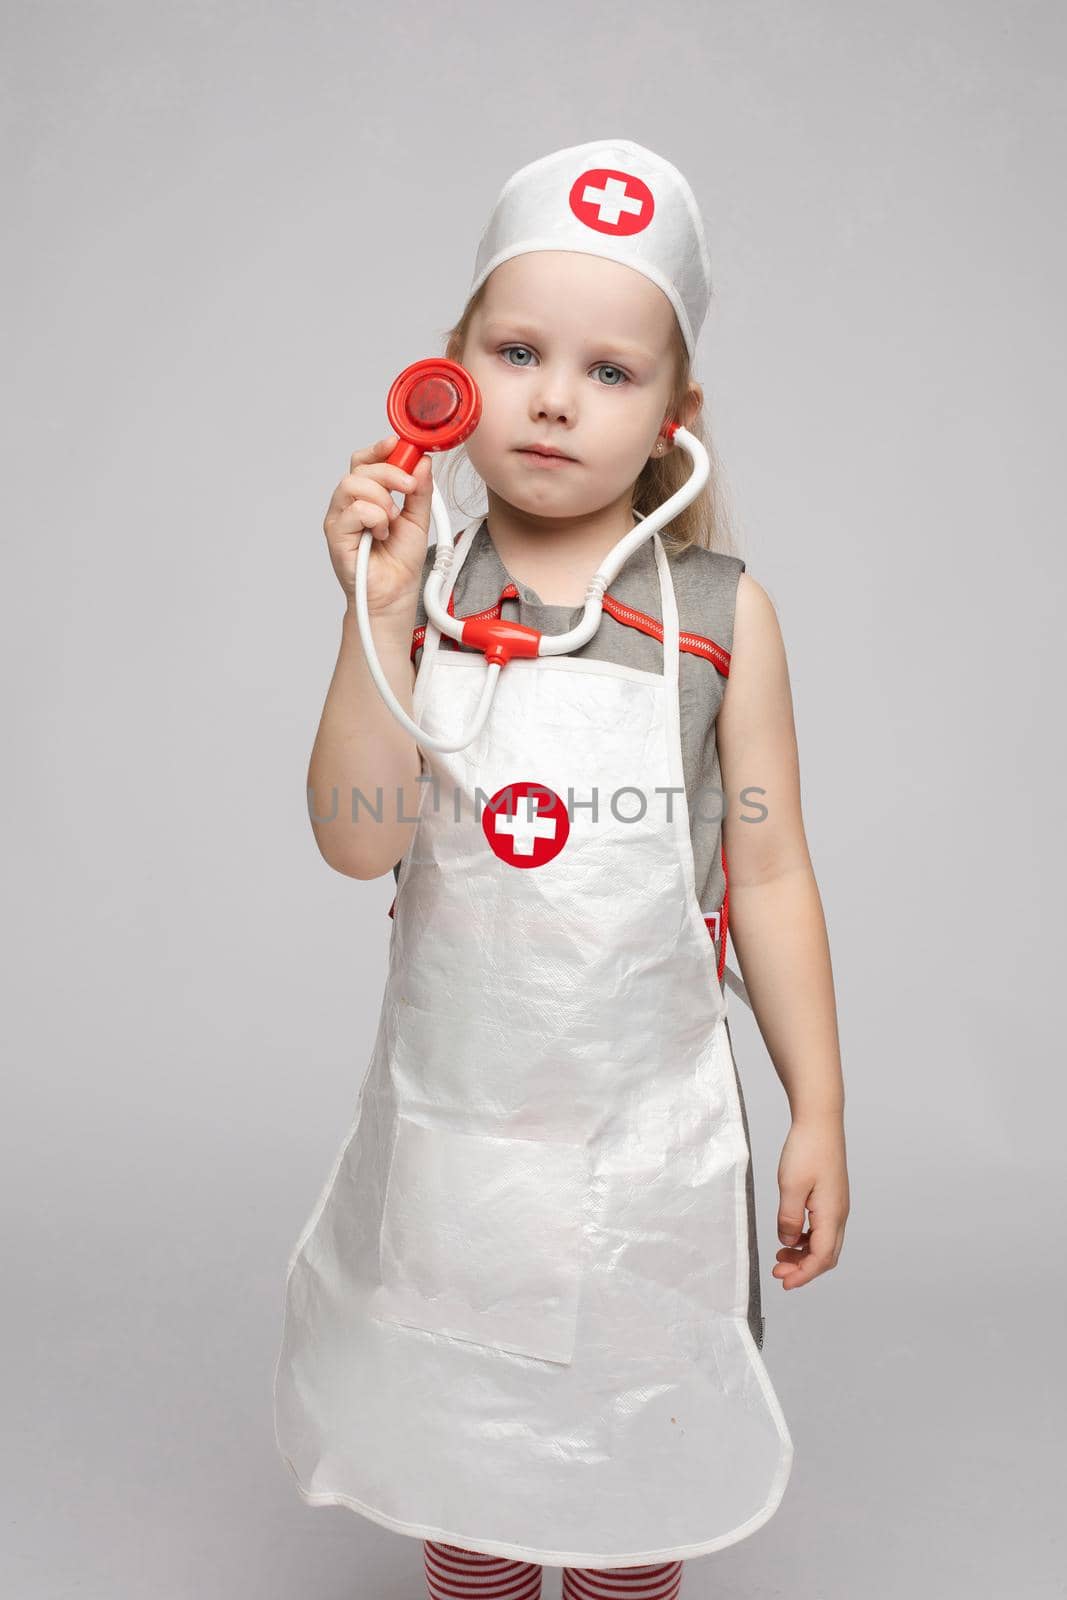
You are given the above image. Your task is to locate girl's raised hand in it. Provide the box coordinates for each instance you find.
[323,435,435,617]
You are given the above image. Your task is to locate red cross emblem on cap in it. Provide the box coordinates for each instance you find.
[569,167,655,236]
[482,781,570,869]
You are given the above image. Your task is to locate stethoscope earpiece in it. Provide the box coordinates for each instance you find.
[655,420,678,455]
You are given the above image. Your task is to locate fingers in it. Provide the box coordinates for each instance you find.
[771,1207,844,1289]
[325,439,420,536]
[351,499,395,540]
[339,462,418,512]
[347,435,419,494]
[349,435,401,469]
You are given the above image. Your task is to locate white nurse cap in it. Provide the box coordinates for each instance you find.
[468,138,713,361]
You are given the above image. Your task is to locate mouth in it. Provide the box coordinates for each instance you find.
[515,447,578,467]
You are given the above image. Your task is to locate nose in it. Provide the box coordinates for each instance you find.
[530,371,576,426]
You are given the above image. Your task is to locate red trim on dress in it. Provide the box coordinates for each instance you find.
[701,845,730,984]
[410,585,731,673]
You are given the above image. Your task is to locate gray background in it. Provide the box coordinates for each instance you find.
[4,2,1064,1596]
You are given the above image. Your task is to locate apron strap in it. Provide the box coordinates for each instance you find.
[654,532,752,1015]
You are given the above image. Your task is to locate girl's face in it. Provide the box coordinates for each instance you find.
[458,251,680,522]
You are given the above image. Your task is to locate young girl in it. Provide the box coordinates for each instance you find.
[273,139,850,1600]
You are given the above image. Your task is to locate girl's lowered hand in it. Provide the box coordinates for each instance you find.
[323,434,435,617]
[772,1115,850,1290]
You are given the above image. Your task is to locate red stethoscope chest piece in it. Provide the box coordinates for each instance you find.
[385,358,482,474]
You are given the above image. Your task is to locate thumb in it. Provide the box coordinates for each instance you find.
[777,1189,809,1246]
[399,453,435,529]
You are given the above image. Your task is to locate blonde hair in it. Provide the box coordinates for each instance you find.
[436,275,740,558]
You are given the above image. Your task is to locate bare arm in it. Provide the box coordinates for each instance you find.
[717,571,850,1289]
[309,436,436,880]
[307,599,423,880]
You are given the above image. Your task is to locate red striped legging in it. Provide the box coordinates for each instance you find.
[423,1540,684,1598]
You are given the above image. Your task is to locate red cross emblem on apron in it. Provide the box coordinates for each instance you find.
[482,781,570,867]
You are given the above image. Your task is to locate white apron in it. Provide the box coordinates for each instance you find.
[273,526,794,1568]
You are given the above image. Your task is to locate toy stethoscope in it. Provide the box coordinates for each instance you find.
[354,358,711,754]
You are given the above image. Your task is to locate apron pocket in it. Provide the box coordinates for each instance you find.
[372,1114,588,1366]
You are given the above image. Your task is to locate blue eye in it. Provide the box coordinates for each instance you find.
[499,346,631,385]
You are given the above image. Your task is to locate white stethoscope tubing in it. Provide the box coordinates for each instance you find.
[354,425,709,754]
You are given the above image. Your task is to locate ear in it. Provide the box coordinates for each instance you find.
[659,383,703,455]
[681,381,703,432]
